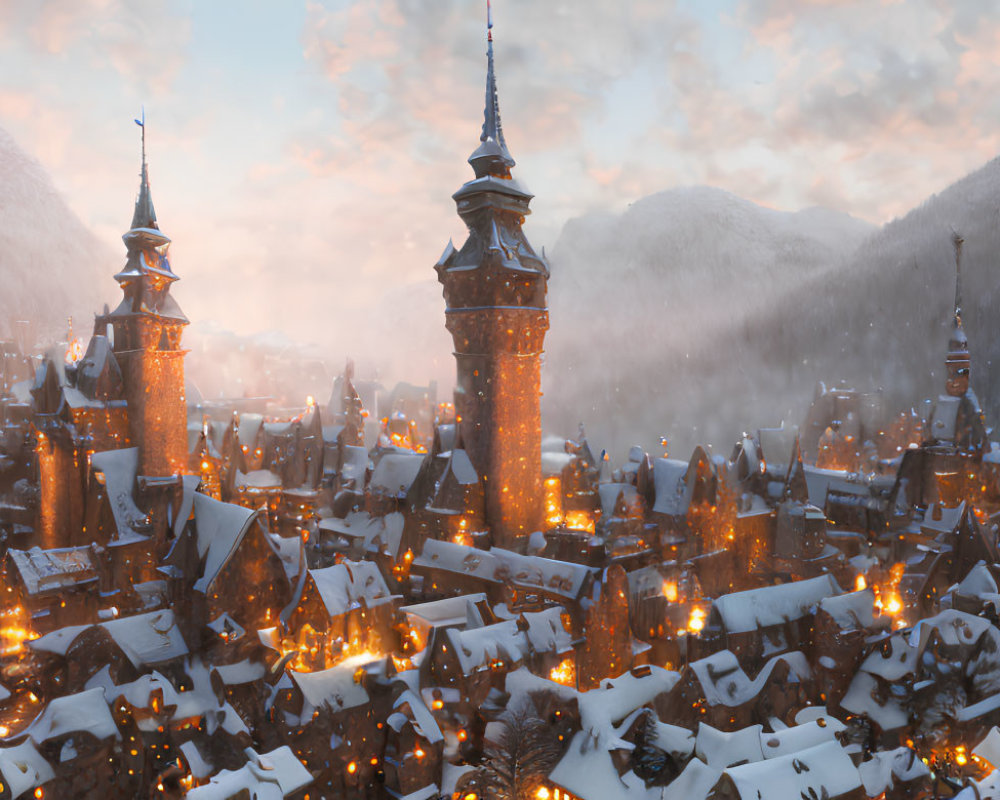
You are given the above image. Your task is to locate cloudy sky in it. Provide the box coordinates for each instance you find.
[2,0,1000,368]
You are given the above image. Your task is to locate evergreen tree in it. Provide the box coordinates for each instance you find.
[476,704,562,800]
[630,709,678,786]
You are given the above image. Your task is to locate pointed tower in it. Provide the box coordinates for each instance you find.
[945,233,971,398]
[435,12,549,551]
[102,117,189,477]
[926,232,988,456]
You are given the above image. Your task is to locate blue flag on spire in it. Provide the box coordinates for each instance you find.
[134,106,145,127]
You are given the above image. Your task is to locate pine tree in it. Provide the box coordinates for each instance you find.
[630,709,678,786]
[476,704,562,800]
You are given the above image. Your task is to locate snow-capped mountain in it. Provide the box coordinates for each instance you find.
[0,127,110,345]
[543,164,1000,457]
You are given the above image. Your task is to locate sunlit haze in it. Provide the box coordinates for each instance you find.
[3,0,1000,450]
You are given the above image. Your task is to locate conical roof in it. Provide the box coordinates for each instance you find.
[468,18,515,178]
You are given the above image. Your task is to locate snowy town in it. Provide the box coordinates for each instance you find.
[3,17,1000,800]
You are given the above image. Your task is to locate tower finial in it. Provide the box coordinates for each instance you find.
[135,106,146,169]
[468,0,514,178]
[130,108,159,232]
[952,229,964,326]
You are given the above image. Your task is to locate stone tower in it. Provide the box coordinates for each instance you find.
[101,120,188,477]
[434,17,549,551]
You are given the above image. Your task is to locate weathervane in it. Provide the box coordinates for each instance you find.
[134,105,146,168]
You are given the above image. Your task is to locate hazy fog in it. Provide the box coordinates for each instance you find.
[4,124,999,463]
[0,127,110,345]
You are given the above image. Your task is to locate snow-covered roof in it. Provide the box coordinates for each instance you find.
[29,624,91,657]
[8,546,97,595]
[207,612,246,641]
[263,420,293,436]
[393,689,443,744]
[549,730,635,800]
[401,593,488,629]
[802,465,850,507]
[214,659,266,686]
[492,547,592,599]
[289,660,370,715]
[99,609,189,667]
[627,565,671,599]
[652,458,689,515]
[542,450,575,477]
[371,452,425,496]
[0,740,54,799]
[105,671,191,731]
[522,606,574,655]
[661,757,722,800]
[413,541,594,599]
[237,413,264,448]
[857,746,929,796]
[318,511,404,556]
[444,607,572,675]
[185,746,312,799]
[235,469,282,490]
[921,501,965,536]
[179,740,214,779]
[909,607,993,650]
[507,666,687,800]
[956,562,998,596]
[322,424,345,444]
[858,632,918,680]
[577,666,681,737]
[840,671,907,731]
[724,740,860,800]
[712,574,840,634]
[759,718,845,759]
[27,687,119,743]
[104,660,247,737]
[339,444,370,485]
[818,588,875,630]
[413,539,500,582]
[267,533,304,580]
[598,482,634,517]
[651,719,696,759]
[445,449,478,485]
[689,650,811,708]
[308,560,393,617]
[90,448,146,538]
[173,474,201,537]
[696,722,763,768]
[961,693,1000,723]
[975,727,1000,770]
[191,493,259,593]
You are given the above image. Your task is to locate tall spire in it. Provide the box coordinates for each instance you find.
[117,109,174,283]
[130,107,159,232]
[952,231,964,328]
[945,231,970,397]
[469,0,515,178]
